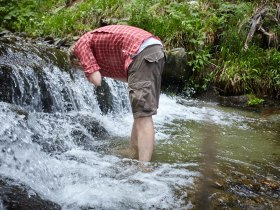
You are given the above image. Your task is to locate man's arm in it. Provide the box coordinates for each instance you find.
[88,71,102,86]
[74,34,101,79]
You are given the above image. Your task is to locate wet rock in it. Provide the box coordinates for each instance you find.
[252,183,261,191]
[0,177,61,210]
[44,36,55,44]
[0,65,15,104]
[18,32,28,38]
[29,113,109,154]
[74,113,109,138]
[260,179,280,190]
[0,35,75,112]
[193,87,220,103]
[95,80,114,114]
[199,161,280,210]
[212,180,225,190]
[31,134,69,154]
[99,17,129,26]
[241,178,261,192]
[54,38,68,48]
[218,95,249,108]
[0,30,11,37]
[162,48,192,93]
[72,36,80,41]
[218,94,280,112]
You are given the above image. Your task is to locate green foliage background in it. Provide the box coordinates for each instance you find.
[0,0,279,100]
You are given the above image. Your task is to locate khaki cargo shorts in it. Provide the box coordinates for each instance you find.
[128,45,165,118]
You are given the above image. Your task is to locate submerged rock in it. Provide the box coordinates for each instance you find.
[0,177,61,210]
[218,95,250,108]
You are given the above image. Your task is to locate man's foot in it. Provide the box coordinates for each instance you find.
[113,147,138,159]
[138,162,154,173]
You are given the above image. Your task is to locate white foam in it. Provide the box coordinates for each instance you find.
[0,145,198,209]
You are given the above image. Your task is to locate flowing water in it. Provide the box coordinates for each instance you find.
[0,37,279,209]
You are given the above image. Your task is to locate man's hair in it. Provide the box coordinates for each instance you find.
[67,43,78,64]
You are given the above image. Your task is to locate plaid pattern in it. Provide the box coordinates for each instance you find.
[74,25,160,78]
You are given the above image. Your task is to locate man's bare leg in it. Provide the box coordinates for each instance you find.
[130,121,138,149]
[133,116,155,162]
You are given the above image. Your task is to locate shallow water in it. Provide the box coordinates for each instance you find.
[1,89,280,209]
[152,98,280,209]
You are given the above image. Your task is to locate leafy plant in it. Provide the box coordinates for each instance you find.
[247,94,264,106]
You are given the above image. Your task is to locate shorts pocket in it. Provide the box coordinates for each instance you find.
[128,81,154,112]
[144,51,165,63]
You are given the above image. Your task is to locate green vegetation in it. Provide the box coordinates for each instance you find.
[247,94,265,106]
[0,0,279,100]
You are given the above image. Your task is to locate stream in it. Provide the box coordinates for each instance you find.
[0,36,279,209]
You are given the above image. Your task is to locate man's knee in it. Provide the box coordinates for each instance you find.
[135,116,153,128]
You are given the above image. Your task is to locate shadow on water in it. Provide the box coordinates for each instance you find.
[0,35,279,209]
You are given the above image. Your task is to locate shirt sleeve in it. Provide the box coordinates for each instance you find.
[74,35,101,78]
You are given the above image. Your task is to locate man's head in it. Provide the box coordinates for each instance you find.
[67,43,81,68]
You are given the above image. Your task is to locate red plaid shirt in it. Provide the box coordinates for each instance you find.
[74,25,161,79]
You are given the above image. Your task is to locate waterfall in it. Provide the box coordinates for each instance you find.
[0,36,131,114]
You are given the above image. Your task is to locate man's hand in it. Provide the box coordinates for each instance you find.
[114,77,128,83]
[88,71,102,86]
